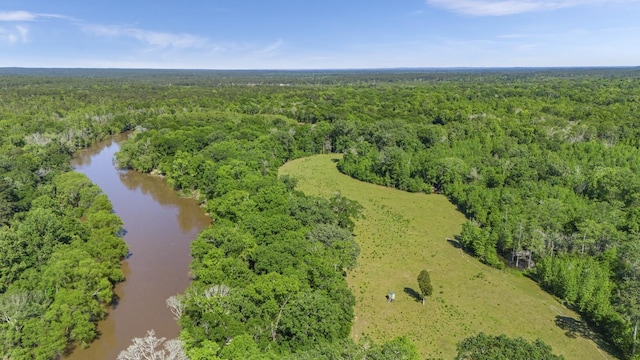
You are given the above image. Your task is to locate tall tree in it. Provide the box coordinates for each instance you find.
[417,269,433,305]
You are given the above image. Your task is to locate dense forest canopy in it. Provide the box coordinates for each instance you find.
[1,67,639,359]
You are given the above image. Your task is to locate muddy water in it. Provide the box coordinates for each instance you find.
[68,135,210,359]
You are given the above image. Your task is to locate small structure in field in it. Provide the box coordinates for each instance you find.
[513,249,535,269]
[387,291,396,303]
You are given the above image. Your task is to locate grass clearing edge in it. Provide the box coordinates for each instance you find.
[279,154,615,360]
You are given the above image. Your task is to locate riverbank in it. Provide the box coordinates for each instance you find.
[67,136,210,359]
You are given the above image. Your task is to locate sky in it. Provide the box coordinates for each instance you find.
[0,0,639,69]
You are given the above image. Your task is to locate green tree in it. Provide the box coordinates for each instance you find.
[616,240,640,358]
[375,336,419,360]
[618,280,640,358]
[242,273,301,345]
[219,334,264,360]
[417,269,433,305]
[455,333,564,360]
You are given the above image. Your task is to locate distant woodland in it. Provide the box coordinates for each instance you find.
[1,68,639,359]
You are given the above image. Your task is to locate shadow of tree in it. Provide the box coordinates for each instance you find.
[447,238,462,248]
[555,315,595,340]
[554,315,620,357]
[404,287,422,303]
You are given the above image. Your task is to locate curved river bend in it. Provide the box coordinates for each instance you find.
[68,135,210,359]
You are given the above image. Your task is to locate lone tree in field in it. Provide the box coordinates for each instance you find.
[417,269,433,305]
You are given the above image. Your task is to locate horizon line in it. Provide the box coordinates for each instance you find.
[1,65,639,72]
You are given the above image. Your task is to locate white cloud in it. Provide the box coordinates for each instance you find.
[0,10,72,22]
[82,24,209,49]
[254,39,284,56]
[425,0,625,16]
[0,25,29,44]
[0,10,209,49]
[497,33,535,38]
[0,11,37,21]
[16,25,28,41]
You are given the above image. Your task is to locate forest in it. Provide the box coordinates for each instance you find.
[1,67,639,359]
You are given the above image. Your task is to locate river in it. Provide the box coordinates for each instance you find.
[67,135,211,359]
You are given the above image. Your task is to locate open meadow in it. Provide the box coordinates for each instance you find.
[280,154,616,360]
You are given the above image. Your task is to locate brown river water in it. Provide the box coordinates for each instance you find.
[67,135,210,359]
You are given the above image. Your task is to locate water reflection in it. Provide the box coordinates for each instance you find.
[117,171,205,234]
[71,134,127,167]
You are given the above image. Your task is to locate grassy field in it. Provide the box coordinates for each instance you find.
[280,154,616,360]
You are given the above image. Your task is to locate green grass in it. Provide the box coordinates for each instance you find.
[280,154,615,360]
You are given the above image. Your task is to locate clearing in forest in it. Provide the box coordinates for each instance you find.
[279,154,615,360]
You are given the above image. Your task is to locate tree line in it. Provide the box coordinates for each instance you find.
[331,72,640,357]
[0,78,134,358]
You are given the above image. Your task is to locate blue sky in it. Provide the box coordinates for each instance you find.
[1,0,639,69]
